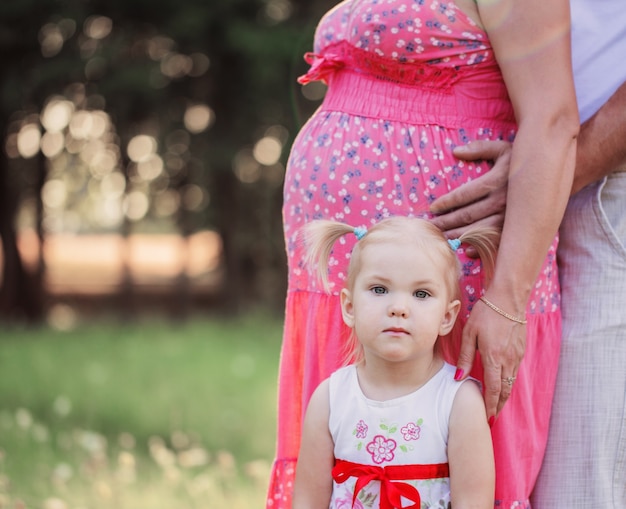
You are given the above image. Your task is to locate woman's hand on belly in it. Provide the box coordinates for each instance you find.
[429,140,512,252]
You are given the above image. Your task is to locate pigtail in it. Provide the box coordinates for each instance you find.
[458,225,500,283]
[301,220,356,292]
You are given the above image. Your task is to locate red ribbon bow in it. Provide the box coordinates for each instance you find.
[332,459,449,509]
[297,51,345,85]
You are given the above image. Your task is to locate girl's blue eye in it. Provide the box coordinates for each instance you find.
[372,286,387,294]
[414,290,429,299]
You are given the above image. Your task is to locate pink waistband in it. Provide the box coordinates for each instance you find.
[321,69,516,129]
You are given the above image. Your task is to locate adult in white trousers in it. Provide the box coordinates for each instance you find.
[430,0,626,506]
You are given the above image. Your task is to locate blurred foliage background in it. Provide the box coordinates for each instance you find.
[0,0,335,325]
[0,0,338,507]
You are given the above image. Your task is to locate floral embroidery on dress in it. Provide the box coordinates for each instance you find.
[353,417,427,456]
[401,419,423,441]
[366,435,397,464]
[354,419,369,439]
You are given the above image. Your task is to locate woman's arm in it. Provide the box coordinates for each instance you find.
[292,379,334,509]
[448,380,495,509]
[457,0,579,418]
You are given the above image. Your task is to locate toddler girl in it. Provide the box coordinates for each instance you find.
[293,217,497,509]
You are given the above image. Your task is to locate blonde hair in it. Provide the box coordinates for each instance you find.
[303,216,498,294]
[302,216,499,363]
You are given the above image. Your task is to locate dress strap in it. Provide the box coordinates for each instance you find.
[332,458,450,509]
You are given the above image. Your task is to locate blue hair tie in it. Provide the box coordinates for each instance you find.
[354,226,367,240]
[448,238,461,251]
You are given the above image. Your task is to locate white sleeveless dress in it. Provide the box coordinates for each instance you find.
[328,363,471,509]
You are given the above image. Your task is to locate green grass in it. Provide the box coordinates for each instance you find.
[0,315,283,508]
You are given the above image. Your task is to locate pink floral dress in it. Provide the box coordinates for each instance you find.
[268,1,561,508]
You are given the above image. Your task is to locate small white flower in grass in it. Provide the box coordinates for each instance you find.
[116,451,137,484]
[186,473,215,497]
[32,423,49,442]
[178,447,209,468]
[43,498,67,509]
[149,437,176,468]
[76,430,107,455]
[53,396,72,417]
[118,432,136,449]
[163,465,182,484]
[245,459,272,481]
[118,451,136,468]
[52,463,74,485]
[216,450,237,478]
[15,408,32,429]
[94,480,113,500]
[171,430,190,450]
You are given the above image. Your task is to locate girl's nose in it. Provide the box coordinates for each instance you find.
[388,299,408,317]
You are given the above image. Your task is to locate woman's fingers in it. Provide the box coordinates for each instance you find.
[462,304,526,419]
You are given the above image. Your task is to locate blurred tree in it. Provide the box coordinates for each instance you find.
[0,0,73,322]
[0,0,335,323]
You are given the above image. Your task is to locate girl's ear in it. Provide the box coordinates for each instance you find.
[340,288,355,328]
[439,299,461,336]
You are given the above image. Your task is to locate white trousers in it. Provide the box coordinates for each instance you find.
[531,169,626,507]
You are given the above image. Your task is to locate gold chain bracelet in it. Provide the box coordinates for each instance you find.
[479,296,527,325]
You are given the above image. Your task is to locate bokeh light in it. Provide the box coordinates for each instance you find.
[17,124,41,159]
[86,146,118,178]
[189,53,210,77]
[264,0,293,23]
[136,154,164,181]
[127,135,158,163]
[154,189,180,217]
[84,16,113,40]
[233,149,261,183]
[253,136,282,166]
[161,53,193,79]
[42,179,68,210]
[69,110,109,140]
[39,23,65,57]
[41,131,65,158]
[41,99,74,133]
[147,36,175,61]
[184,104,214,134]
[182,184,208,211]
[97,198,124,228]
[123,191,150,221]
[100,172,126,199]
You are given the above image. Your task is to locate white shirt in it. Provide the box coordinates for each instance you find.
[570,0,626,122]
